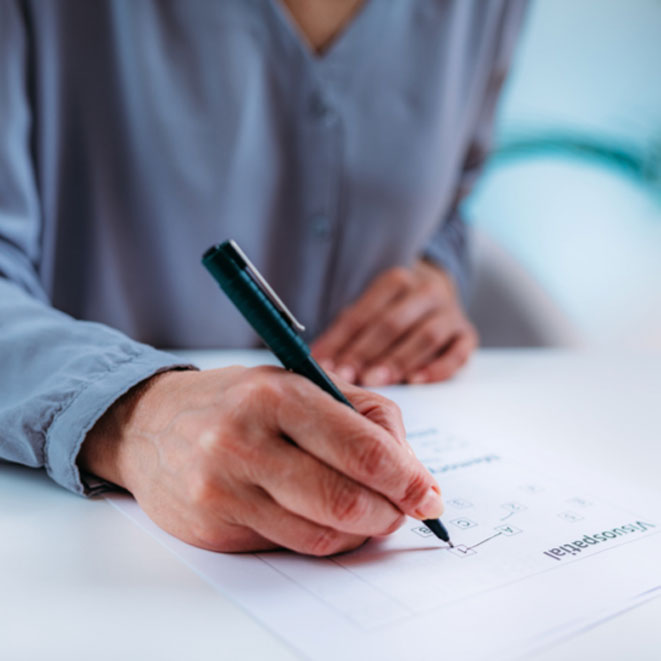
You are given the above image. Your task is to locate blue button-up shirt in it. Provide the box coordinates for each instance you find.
[0,0,526,494]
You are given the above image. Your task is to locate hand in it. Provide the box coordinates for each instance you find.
[311,260,478,386]
[78,366,444,556]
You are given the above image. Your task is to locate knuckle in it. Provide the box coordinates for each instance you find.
[252,373,283,403]
[421,323,444,347]
[379,396,404,424]
[381,313,404,338]
[288,372,327,404]
[418,281,440,299]
[354,437,390,480]
[383,396,402,417]
[187,473,217,508]
[232,370,285,411]
[389,266,412,288]
[306,527,345,557]
[328,483,370,525]
[400,471,430,510]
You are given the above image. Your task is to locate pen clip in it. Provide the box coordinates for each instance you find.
[229,239,306,333]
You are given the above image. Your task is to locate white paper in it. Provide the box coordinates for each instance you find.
[108,387,661,661]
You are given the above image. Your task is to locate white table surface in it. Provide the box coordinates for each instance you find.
[2,349,660,661]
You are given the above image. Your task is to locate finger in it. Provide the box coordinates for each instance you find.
[135,480,282,554]
[330,376,407,445]
[255,436,405,535]
[233,365,405,444]
[189,522,281,554]
[371,309,460,384]
[311,267,413,373]
[271,373,445,521]
[335,289,441,386]
[239,487,368,556]
[407,327,478,384]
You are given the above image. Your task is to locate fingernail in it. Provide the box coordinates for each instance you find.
[408,372,426,384]
[414,485,444,520]
[362,365,390,387]
[319,359,335,372]
[336,365,356,383]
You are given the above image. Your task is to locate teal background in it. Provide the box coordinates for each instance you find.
[465,0,661,349]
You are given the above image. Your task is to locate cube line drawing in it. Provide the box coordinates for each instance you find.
[449,544,477,558]
[500,502,527,520]
[450,518,478,530]
[411,525,434,538]
[558,510,584,522]
[495,525,523,536]
[447,498,474,509]
[501,502,527,512]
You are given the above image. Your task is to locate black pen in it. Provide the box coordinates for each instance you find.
[202,239,452,546]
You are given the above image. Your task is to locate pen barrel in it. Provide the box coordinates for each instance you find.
[291,356,354,408]
[204,255,301,358]
[203,245,351,407]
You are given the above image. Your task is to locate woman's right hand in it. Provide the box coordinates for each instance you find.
[78,365,445,555]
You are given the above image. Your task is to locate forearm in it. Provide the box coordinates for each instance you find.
[422,211,471,307]
[0,277,192,494]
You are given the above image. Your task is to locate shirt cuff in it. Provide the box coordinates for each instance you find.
[422,237,471,308]
[44,345,196,496]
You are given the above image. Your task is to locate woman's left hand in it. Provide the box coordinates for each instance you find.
[311,259,478,386]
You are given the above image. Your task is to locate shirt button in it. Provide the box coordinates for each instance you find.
[311,214,331,239]
[309,92,336,124]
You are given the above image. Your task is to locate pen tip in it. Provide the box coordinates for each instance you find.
[448,541,454,548]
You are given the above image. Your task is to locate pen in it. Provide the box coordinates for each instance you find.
[202,239,452,547]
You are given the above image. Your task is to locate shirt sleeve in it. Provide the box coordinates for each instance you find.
[421,0,528,304]
[0,1,193,496]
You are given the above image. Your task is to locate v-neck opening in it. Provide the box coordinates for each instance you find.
[269,0,374,65]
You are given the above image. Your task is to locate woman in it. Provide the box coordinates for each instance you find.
[0,0,526,554]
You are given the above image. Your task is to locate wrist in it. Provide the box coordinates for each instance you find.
[77,370,183,490]
[415,257,456,299]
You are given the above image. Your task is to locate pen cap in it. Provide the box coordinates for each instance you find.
[202,242,311,367]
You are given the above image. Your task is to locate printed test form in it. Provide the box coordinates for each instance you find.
[109,387,661,661]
